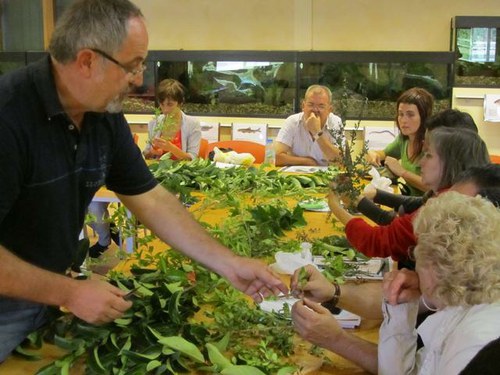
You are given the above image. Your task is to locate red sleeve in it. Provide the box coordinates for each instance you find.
[344,213,416,261]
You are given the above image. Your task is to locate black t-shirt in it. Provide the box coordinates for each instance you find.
[0,56,157,273]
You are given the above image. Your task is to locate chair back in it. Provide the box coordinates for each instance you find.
[231,123,268,145]
[200,121,220,143]
[198,138,209,158]
[205,140,266,163]
[490,154,500,164]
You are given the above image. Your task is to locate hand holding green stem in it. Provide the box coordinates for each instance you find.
[290,266,308,298]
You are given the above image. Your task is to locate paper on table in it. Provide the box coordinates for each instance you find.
[259,297,361,329]
[279,166,329,173]
[214,161,243,169]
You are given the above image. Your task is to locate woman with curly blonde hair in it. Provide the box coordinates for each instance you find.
[379,192,500,374]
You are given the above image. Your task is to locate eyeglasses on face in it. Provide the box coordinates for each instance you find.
[90,48,147,76]
[305,102,329,111]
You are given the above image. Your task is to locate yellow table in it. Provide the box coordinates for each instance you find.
[0,184,380,375]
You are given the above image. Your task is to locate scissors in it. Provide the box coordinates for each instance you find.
[123,286,140,301]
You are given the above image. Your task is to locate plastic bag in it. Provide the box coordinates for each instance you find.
[271,243,317,275]
[364,166,393,194]
[212,147,255,166]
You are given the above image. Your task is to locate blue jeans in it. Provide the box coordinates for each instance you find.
[0,297,47,363]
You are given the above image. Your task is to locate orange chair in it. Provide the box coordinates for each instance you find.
[490,155,500,164]
[205,140,266,163]
[198,138,209,158]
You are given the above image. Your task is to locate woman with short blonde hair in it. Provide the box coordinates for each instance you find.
[378,192,500,374]
[413,192,500,307]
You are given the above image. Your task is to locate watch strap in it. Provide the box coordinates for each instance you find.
[313,130,324,141]
[321,282,341,314]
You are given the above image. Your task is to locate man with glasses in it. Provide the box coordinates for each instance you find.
[0,0,287,361]
[274,84,343,166]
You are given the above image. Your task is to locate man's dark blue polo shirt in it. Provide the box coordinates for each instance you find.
[0,56,157,273]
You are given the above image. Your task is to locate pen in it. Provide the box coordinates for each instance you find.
[376,259,387,275]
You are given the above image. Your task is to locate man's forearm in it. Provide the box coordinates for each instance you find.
[0,245,77,307]
[275,153,317,166]
[316,137,341,162]
[118,186,239,278]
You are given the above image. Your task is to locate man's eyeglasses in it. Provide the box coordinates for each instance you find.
[305,102,329,111]
[90,48,147,76]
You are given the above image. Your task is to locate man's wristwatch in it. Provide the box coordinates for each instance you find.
[313,130,324,142]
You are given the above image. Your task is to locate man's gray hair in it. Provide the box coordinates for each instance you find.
[304,84,332,104]
[48,0,143,63]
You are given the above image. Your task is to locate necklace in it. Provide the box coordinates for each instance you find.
[421,295,439,312]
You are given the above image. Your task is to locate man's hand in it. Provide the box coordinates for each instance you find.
[224,257,288,302]
[63,279,132,324]
[383,269,420,305]
[305,113,321,135]
[290,264,334,303]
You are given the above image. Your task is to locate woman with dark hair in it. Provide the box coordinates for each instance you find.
[89,78,201,257]
[328,127,490,263]
[367,87,434,195]
[142,78,201,160]
[358,109,479,226]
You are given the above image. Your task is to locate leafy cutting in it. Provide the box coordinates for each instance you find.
[148,107,179,147]
[24,155,370,374]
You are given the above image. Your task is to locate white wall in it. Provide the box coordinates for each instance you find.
[129,0,500,155]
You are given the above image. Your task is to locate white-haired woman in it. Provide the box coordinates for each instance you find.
[292,192,500,374]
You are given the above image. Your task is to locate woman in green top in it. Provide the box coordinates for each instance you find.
[367,87,434,196]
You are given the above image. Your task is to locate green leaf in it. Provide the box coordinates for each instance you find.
[147,326,164,341]
[93,346,106,371]
[146,359,162,371]
[277,366,298,375]
[120,335,132,353]
[165,281,184,294]
[221,365,267,375]
[168,290,182,324]
[13,345,42,361]
[121,348,161,362]
[214,332,230,352]
[162,347,175,355]
[206,342,232,369]
[53,335,84,351]
[158,336,204,363]
[35,363,60,375]
[114,318,133,326]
